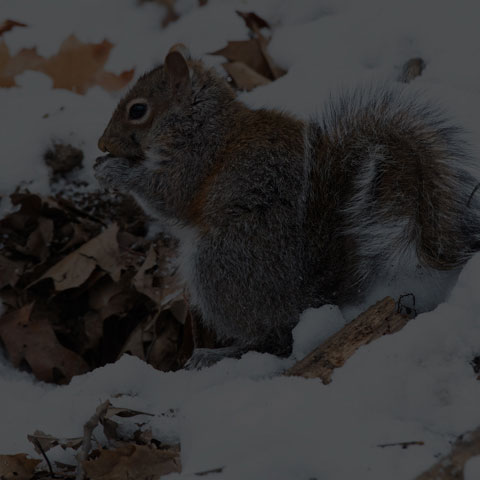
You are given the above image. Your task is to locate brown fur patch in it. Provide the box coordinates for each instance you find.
[186,103,305,231]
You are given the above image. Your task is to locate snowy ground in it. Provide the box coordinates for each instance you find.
[1,0,480,478]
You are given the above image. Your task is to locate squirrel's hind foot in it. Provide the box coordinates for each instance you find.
[184,346,248,370]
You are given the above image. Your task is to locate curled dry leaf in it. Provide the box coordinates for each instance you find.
[83,444,181,480]
[28,430,83,454]
[0,303,89,383]
[0,34,134,93]
[105,406,154,419]
[34,223,122,291]
[0,454,40,480]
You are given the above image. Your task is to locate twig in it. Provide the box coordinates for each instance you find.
[75,400,110,480]
[285,297,409,383]
[32,437,54,478]
[195,466,224,476]
[377,441,424,449]
[415,426,480,479]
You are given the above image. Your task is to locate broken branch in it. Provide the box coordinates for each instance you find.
[286,297,409,383]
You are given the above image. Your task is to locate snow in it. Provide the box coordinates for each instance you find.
[466,456,480,480]
[292,304,347,359]
[1,0,480,478]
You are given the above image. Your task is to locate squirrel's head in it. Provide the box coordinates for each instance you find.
[97,44,235,162]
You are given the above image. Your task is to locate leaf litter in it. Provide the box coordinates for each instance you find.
[0,155,205,475]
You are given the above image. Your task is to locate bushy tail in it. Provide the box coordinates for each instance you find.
[321,85,480,282]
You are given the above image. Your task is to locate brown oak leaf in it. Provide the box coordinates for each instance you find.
[0,34,134,93]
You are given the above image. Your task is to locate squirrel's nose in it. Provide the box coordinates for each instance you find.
[98,136,108,152]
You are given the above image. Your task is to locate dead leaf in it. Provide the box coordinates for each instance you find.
[133,245,162,305]
[0,41,43,87]
[0,255,26,288]
[0,19,27,37]
[256,34,286,80]
[146,311,183,370]
[15,217,54,262]
[236,11,270,32]
[38,35,134,94]
[28,430,83,454]
[399,57,426,83]
[133,243,184,308]
[0,454,40,480]
[119,320,148,360]
[60,222,96,252]
[105,406,154,419]
[210,10,286,90]
[101,417,121,445]
[89,275,133,318]
[34,224,121,291]
[134,428,153,445]
[119,302,186,371]
[83,444,181,480]
[0,303,89,383]
[212,40,272,79]
[0,35,134,93]
[0,187,203,378]
[222,61,271,91]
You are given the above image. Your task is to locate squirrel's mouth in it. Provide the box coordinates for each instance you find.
[94,154,113,166]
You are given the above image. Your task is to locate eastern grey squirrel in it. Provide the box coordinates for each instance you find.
[94,45,480,366]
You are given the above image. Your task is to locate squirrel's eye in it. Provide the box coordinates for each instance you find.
[128,103,148,120]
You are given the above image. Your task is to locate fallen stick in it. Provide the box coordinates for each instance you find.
[415,426,480,480]
[286,297,408,383]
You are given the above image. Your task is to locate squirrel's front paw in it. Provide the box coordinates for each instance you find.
[94,155,134,192]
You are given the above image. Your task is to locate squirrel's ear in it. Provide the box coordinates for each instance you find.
[165,45,191,95]
[168,43,191,60]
